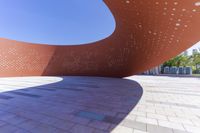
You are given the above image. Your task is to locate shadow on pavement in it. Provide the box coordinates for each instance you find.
[0,76,143,133]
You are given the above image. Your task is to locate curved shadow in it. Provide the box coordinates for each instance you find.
[0,76,143,132]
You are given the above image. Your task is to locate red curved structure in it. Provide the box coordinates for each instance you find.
[0,0,200,77]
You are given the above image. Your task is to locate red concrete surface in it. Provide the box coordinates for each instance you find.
[0,0,200,77]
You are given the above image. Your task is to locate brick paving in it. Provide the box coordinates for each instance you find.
[0,76,199,133]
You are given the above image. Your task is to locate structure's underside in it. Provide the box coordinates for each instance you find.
[0,0,200,77]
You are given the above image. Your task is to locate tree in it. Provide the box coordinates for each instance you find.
[190,53,200,70]
[162,51,200,74]
[163,55,190,67]
[179,55,191,67]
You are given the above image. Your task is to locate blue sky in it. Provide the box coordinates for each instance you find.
[0,0,115,45]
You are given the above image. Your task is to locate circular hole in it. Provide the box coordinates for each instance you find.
[176,23,180,26]
[163,12,167,15]
[195,2,200,6]
[182,9,186,12]
[174,27,178,30]
[192,9,197,12]
[174,2,178,5]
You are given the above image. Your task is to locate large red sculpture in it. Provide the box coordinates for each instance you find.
[0,0,200,77]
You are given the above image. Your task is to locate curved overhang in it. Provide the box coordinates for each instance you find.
[0,0,200,77]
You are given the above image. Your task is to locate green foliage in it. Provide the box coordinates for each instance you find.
[163,55,190,67]
[190,53,200,68]
[163,52,200,74]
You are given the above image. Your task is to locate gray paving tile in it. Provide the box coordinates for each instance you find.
[0,124,20,133]
[48,119,75,130]
[36,87,57,91]
[147,124,173,133]
[31,123,59,133]
[173,129,191,133]
[19,120,40,131]
[70,116,91,125]
[88,120,110,130]
[93,129,110,133]
[77,111,105,121]
[146,90,200,97]
[14,128,31,133]
[0,120,7,126]
[146,100,200,109]
[0,76,199,133]
[103,116,122,124]
[0,112,16,121]
[70,124,95,133]
[121,119,147,131]
[67,83,99,88]
[9,91,41,98]
[2,116,27,125]
[0,94,13,100]
[62,87,83,92]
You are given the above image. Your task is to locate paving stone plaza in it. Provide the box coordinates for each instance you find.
[0,76,199,133]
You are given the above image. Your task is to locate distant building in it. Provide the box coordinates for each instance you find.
[143,66,161,75]
[143,65,193,75]
[197,64,200,69]
[192,49,199,54]
[183,51,188,56]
